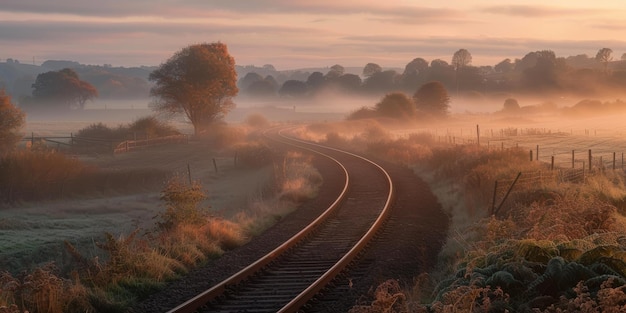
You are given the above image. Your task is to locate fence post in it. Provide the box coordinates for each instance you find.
[530,150,533,162]
[536,145,539,162]
[31,132,34,146]
[477,124,480,146]
[572,150,575,169]
[187,164,192,185]
[614,152,616,170]
[588,149,592,172]
[491,180,498,215]
[213,158,218,173]
[551,156,554,171]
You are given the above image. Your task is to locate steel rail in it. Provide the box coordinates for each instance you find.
[166,128,350,313]
[168,126,394,313]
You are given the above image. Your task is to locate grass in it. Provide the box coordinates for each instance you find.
[0,129,323,312]
[289,118,626,312]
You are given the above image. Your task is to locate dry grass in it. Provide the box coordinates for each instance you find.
[1,135,323,312]
[305,122,626,312]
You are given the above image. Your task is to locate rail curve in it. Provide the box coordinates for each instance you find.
[167,127,395,313]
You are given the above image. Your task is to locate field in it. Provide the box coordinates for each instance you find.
[2,104,327,274]
[5,98,626,312]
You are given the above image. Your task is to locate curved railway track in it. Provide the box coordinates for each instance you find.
[167,128,395,313]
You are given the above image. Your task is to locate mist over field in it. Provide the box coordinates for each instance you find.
[3,5,626,308]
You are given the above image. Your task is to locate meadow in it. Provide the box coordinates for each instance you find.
[0,107,324,312]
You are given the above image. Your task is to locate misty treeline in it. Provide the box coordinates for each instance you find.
[238,48,626,100]
[2,47,626,111]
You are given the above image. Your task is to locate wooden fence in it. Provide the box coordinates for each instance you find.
[113,135,188,154]
[20,133,188,154]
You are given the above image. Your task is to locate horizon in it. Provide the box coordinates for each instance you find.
[1,1,626,70]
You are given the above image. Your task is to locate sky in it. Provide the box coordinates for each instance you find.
[1,0,626,70]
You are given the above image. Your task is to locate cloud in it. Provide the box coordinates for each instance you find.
[481,5,605,18]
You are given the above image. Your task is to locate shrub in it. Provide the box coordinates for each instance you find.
[127,116,180,139]
[232,141,273,168]
[157,176,208,230]
[347,106,377,120]
[374,92,416,119]
[0,150,94,204]
[244,113,270,129]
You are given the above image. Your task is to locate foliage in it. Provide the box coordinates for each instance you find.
[276,152,323,203]
[502,98,520,111]
[452,49,472,70]
[413,81,450,118]
[244,113,270,129]
[0,150,93,204]
[0,263,92,313]
[73,116,180,152]
[347,106,377,120]
[231,141,273,168]
[29,68,98,110]
[157,176,208,230]
[374,92,416,119]
[363,63,382,77]
[149,42,238,136]
[279,80,308,97]
[0,89,25,153]
[127,116,180,139]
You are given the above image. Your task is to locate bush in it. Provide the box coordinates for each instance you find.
[0,150,94,204]
[244,113,270,129]
[157,176,207,230]
[127,116,179,139]
[232,141,273,168]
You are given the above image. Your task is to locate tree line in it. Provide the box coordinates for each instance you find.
[238,48,626,99]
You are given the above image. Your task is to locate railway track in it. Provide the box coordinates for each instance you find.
[167,128,395,313]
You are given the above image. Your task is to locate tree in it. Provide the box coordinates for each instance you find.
[335,74,362,92]
[238,72,263,91]
[306,71,325,93]
[279,80,308,97]
[401,58,429,91]
[622,53,626,61]
[374,92,416,118]
[503,98,520,111]
[30,68,97,110]
[494,59,514,73]
[413,81,450,118]
[149,42,238,135]
[326,64,345,80]
[595,48,613,73]
[363,70,399,94]
[452,49,472,94]
[451,49,472,70]
[0,88,25,152]
[363,63,382,77]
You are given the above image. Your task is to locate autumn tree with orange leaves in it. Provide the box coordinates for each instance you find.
[149,42,239,136]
